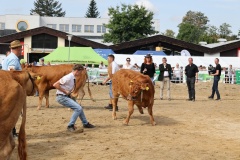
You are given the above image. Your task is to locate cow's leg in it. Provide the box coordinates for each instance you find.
[147,106,156,126]
[0,134,15,160]
[112,94,119,120]
[44,90,50,108]
[136,104,144,114]
[123,101,134,125]
[37,86,46,110]
[77,88,85,105]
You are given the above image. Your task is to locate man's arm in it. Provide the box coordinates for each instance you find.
[211,70,219,76]
[53,80,70,95]
[195,72,199,82]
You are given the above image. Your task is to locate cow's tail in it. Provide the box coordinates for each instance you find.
[18,99,27,160]
[86,72,95,102]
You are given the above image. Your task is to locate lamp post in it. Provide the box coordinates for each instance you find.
[67,34,73,63]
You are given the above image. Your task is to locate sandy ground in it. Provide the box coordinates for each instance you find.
[10,82,240,160]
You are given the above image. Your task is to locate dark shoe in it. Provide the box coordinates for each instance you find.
[160,98,163,100]
[67,125,76,132]
[109,106,119,111]
[83,123,95,128]
[208,96,213,99]
[104,104,112,110]
[192,99,195,102]
[186,98,192,101]
[215,98,221,101]
[168,98,171,101]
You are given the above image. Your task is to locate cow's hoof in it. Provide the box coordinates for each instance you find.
[37,107,41,110]
[112,117,117,120]
[123,122,128,126]
[152,122,156,126]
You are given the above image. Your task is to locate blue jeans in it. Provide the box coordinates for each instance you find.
[150,77,155,85]
[56,95,88,126]
[211,76,220,99]
[109,82,113,98]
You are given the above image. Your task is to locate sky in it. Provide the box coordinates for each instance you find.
[0,0,239,35]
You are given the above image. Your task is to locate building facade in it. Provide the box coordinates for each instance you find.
[0,14,160,44]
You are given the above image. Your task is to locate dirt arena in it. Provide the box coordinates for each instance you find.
[11,82,240,160]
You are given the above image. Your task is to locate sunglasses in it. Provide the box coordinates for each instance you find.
[126,59,131,61]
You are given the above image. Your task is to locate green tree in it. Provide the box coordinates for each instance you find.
[30,0,65,17]
[177,23,202,43]
[200,25,219,43]
[85,0,100,18]
[177,11,209,43]
[103,4,158,44]
[219,23,232,38]
[161,29,175,38]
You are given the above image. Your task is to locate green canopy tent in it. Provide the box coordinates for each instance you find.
[42,47,108,65]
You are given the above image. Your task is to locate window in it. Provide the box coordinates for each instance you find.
[17,21,28,31]
[84,25,94,33]
[0,23,5,30]
[72,25,81,32]
[32,34,57,49]
[59,24,69,32]
[47,24,57,30]
[97,25,106,33]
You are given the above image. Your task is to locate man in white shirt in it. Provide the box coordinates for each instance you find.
[102,55,120,111]
[123,57,135,70]
[99,61,106,69]
[227,64,234,84]
[53,64,95,132]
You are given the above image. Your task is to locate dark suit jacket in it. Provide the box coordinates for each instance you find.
[158,63,172,81]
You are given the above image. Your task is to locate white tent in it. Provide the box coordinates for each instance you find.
[113,54,240,69]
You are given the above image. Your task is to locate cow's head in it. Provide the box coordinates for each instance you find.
[128,80,150,101]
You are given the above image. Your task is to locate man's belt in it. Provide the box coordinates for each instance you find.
[56,94,68,97]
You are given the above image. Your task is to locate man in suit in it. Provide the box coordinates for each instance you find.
[158,57,172,100]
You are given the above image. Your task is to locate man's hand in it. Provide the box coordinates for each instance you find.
[196,79,198,83]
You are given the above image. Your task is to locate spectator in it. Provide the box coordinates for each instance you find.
[47,62,51,66]
[227,65,234,84]
[158,57,172,100]
[123,58,136,70]
[199,65,203,71]
[140,54,155,83]
[39,58,45,66]
[185,58,199,102]
[174,63,182,83]
[208,58,221,100]
[99,61,106,69]
[1,51,11,67]
[92,64,95,68]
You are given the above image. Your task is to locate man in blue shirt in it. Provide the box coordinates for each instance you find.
[2,40,22,71]
[2,40,22,138]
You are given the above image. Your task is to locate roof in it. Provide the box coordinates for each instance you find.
[0,26,108,49]
[203,40,240,48]
[109,35,240,54]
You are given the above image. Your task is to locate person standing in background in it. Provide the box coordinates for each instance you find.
[209,58,221,100]
[158,57,172,100]
[174,63,182,83]
[185,58,199,102]
[140,54,155,83]
[227,64,234,84]
[1,51,11,67]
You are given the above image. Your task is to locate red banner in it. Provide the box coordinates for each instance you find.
[20,41,24,56]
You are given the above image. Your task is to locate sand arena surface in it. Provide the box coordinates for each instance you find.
[11,82,240,160]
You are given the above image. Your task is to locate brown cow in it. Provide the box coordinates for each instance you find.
[23,64,93,110]
[0,70,38,160]
[111,69,156,126]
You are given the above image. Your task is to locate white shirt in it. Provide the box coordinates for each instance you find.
[112,61,120,74]
[99,64,106,69]
[123,64,134,70]
[174,67,182,78]
[228,68,234,76]
[56,72,75,95]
